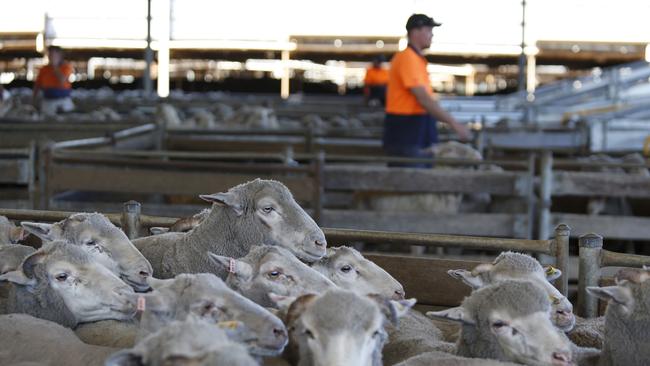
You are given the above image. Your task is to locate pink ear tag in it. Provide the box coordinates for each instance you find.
[137,296,146,312]
[228,258,237,274]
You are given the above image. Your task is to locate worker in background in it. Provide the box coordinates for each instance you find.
[363,54,389,106]
[383,14,470,167]
[32,46,75,115]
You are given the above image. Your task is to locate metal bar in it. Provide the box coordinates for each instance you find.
[121,201,142,239]
[112,123,157,140]
[312,151,325,224]
[50,154,312,174]
[52,136,111,149]
[0,208,178,228]
[601,249,650,268]
[577,233,603,318]
[322,228,553,254]
[525,153,536,239]
[552,224,570,297]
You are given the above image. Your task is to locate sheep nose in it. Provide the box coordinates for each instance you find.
[273,327,287,339]
[551,351,572,366]
[392,289,405,300]
[139,270,150,278]
[314,239,326,248]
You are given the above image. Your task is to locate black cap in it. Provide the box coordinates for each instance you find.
[406,14,442,31]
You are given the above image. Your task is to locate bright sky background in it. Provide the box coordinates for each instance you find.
[1,0,649,45]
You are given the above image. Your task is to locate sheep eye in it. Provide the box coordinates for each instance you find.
[85,240,96,246]
[262,206,274,214]
[492,321,506,328]
[55,273,68,281]
[304,329,315,339]
[268,270,281,278]
[340,265,352,273]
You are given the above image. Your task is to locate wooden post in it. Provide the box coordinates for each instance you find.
[38,142,53,210]
[553,223,570,297]
[122,201,142,239]
[578,233,603,318]
[538,150,553,240]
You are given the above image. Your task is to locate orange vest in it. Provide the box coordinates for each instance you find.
[35,63,73,90]
[364,66,389,86]
[385,46,434,115]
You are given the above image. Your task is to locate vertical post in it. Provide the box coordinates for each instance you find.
[157,0,171,98]
[578,233,603,318]
[312,151,325,225]
[538,150,553,240]
[122,201,142,239]
[28,141,37,209]
[525,153,536,239]
[553,224,570,297]
[143,0,153,95]
[281,50,290,99]
[517,0,527,92]
[38,142,53,210]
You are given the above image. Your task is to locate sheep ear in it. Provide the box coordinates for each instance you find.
[200,192,243,216]
[368,294,416,325]
[426,307,475,326]
[447,269,485,289]
[20,222,55,241]
[149,227,169,235]
[207,252,253,280]
[544,265,562,282]
[587,286,633,307]
[9,226,27,243]
[284,293,317,325]
[0,270,36,287]
[105,350,143,366]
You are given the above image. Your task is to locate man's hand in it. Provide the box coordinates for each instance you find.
[452,122,471,142]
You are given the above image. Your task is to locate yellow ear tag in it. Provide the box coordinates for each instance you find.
[217,320,241,330]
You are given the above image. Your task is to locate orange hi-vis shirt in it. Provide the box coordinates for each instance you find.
[386,46,434,115]
[364,66,389,86]
[35,63,73,90]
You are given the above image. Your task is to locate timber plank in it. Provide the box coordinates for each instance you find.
[365,254,479,307]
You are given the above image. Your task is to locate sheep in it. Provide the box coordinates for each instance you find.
[133,179,327,279]
[105,319,259,366]
[395,350,520,365]
[427,280,577,366]
[21,213,153,291]
[310,246,454,365]
[0,241,136,328]
[447,251,576,332]
[208,245,335,308]
[0,314,117,366]
[310,246,405,300]
[272,289,416,366]
[155,103,183,128]
[225,106,280,129]
[585,267,650,366]
[77,272,288,357]
[578,153,649,216]
[356,141,488,215]
[0,244,35,275]
[0,215,26,244]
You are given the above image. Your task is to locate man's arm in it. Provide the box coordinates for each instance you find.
[51,64,68,87]
[411,86,470,141]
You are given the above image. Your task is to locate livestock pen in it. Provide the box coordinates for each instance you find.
[0,206,570,313]
[40,133,536,240]
[576,232,650,317]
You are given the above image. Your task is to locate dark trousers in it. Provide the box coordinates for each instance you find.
[382,113,438,168]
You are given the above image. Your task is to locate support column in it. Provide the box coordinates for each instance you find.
[122,201,142,239]
[578,233,603,318]
[143,0,154,95]
[538,150,553,240]
[156,0,171,98]
[280,50,290,99]
[553,224,570,297]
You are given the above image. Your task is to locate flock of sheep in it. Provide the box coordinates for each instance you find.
[0,179,648,366]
